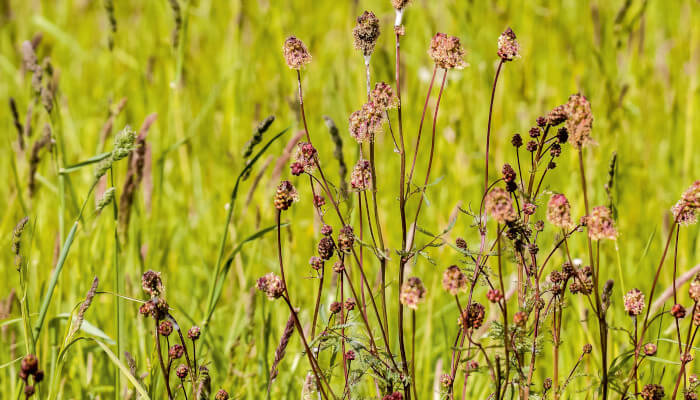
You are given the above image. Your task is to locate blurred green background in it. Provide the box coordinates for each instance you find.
[1,0,698,398]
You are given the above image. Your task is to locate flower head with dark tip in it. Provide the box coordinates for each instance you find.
[428,33,467,70]
[283,36,311,69]
[497,27,520,61]
[353,11,380,57]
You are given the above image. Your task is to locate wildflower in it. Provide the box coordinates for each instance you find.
[526,140,538,152]
[640,384,665,400]
[391,0,410,9]
[672,181,700,226]
[317,237,335,260]
[25,386,35,397]
[350,159,372,191]
[623,289,645,316]
[330,301,342,314]
[547,194,573,229]
[176,364,189,379]
[428,33,467,70]
[290,162,304,176]
[543,378,553,391]
[256,273,285,300]
[671,304,686,319]
[644,343,658,356]
[158,320,173,337]
[313,195,325,207]
[309,256,324,271]
[550,143,562,157]
[349,101,386,143]
[21,355,38,376]
[485,187,517,224]
[564,93,594,149]
[440,374,453,388]
[513,311,527,327]
[442,265,468,295]
[344,298,356,311]
[695,308,700,326]
[320,224,333,236]
[215,389,230,400]
[382,392,404,400]
[141,270,164,297]
[690,277,700,302]
[459,303,486,331]
[283,36,311,69]
[400,277,427,310]
[583,344,593,354]
[274,180,299,211]
[455,237,467,250]
[333,261,345,273]
[353,11,380,57]
[502,164,516,182]
[511,133,523,147]
[344,350,356,361]
[337,225,355,253]
[370,82,397,111]
[168,344,184,360]
[292,142,317,174]
[557,127,569,143]
[529,126,540,138]
[588,206,618,240]
[497,27,520,61]
[547,104,568,126]
[523,203,536,216]
[187,326,201,340]
[486,289,503,303]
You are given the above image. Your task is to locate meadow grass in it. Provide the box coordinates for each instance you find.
[1,0,699,398]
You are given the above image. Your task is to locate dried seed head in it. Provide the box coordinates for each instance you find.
[158,320,173,337]
[317,237,335,260]
[547,194,573,229]
[400,277,427,310]
[513,311,528,327]
[215,389,230,400]
[21,354,39,376]
[511,133,523,147]
[671,303,687,319]
[442,265,468,295]
[587,206,618,240]
[337,225,355,253]
[256,272,285,300]
[459,303,486,331]
[330,301,342,314]
[583,343,593,354]
[321,224,333,236]
[485,187,517,224]
[428,33,467,69]
[564,93,594,149]
[176,364,189,379]
[353,11,380,57]
[623,288,645,316]
[640,384,665,400]
[529,126,540,138]
[557,127,569,143]
[188,326,201,340]
[370,82,398,111]
[502,164,516,182]
[274,180,299,211]
[141,270,164,297]
[350,159,372,191]
[168,344,184,360]
[283,36,311,69]
[497,27,520,61]
[526,140,538,152]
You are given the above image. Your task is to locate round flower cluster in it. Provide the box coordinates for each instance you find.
[19,354,44,398]
[400,277,427,310]
[274,180,299,211]
[428,32,467,70]
[349,101,386,143]
[485,187,517,224]
[142,270,164,297]
[256,272,285,300]
[317,237,335,260]
[370,82,398,110]
[337,225,355,253]
[442,265,468,295]
[459,303,486,331]
[672,180,700,226]
[283,36,312,70]
[497,27,520,61]
[290,142,317,175]
[547,194,573,229]
[640,383,664,400]
[623,288,645,316]
[587,206,618,240]
[350,159,372,191]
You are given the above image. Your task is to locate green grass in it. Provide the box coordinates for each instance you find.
[1,0,699,398]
